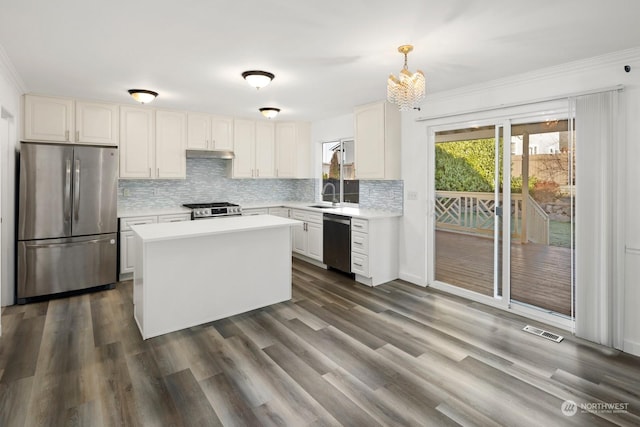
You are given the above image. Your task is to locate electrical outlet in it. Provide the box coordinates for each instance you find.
[152,188,159,196]
[407,191,418,200]
[123,188,130,197]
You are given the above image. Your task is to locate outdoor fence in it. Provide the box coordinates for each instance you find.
[435,191,549,244]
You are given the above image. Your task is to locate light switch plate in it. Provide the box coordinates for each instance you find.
[407,191,418,200]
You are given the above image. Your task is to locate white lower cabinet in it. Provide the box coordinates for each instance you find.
[350,216,399,286]
[119,213,191,279]
[291,209,323,262]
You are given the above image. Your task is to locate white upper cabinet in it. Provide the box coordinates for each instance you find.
[24,95,118,145]
[120,108,186,180]
[275,122,296,178]
[75,101,119,145]
[354,101,401,180]
[255,121,275,178]
[187,113,234,151]
[233,119,275,178]
[186,113,210,150]
[155,110,186,179]
[232,119,256,178]
[275,121,311,178]
[120,106,155,178]
[211,116,234,150]
[24,95,74,142]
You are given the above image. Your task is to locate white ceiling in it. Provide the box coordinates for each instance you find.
[1,0,640,121]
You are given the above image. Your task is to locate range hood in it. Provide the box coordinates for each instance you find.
[186,149,234,159]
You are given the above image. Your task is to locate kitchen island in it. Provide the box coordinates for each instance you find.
[131,214,300,339]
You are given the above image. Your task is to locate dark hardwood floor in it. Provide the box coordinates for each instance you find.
[1,259,639,426]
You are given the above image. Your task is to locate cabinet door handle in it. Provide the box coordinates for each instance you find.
[157,168,160,177]
[354,262,363,267]
[65,130,69,141]
[212,139,215,148]
[354,241,362,246]
[256,169,259,177]
[75,130,79,142]
[148,168,152,178]
[353,224,363,229]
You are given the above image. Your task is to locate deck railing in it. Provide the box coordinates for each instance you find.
[525,194,550,244]
[435,191,549,244]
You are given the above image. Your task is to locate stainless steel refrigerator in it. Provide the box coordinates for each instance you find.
[17,141,118,304]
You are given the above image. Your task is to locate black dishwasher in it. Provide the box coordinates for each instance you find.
[323,214,352,274]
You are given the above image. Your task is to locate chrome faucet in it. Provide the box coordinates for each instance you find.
[322,182,338,206]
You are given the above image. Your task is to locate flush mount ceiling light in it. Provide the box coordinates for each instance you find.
[242,70,275,89]
[259,107,280,119]
[128,89,158,104]
[387,45,425,111]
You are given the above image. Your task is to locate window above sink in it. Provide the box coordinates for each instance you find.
[321,139,359,205]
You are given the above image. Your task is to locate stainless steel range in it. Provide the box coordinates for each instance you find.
[182,202,242,220]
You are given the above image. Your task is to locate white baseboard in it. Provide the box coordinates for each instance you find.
[623,339,640,357]
[398,272,426,287]
[292,253,326,269]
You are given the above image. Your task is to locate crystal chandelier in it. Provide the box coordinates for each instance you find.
[387,45,425,111]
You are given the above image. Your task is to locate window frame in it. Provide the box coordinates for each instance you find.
[319,138,358,206]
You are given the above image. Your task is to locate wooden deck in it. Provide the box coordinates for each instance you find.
[435,230,573,316]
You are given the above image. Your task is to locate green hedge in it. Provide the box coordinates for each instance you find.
[435,139,534,193]
[435,139,497,192]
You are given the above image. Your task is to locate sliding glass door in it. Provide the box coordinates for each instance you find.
[508,119,574,317]
[432,114,575,321]
[433,124,504,299]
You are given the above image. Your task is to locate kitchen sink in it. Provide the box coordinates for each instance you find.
[308,205,336,209]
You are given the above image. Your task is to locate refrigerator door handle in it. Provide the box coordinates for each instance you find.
[64,159,72,222]
[73,159,81,221]
[24,237,111,249]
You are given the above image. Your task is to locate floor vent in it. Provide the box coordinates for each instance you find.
[523,325,563,343]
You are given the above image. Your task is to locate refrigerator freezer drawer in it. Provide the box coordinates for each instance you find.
[17,233,117,301]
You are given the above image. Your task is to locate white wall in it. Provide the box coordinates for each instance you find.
[0,44,23,312]
[311,113,354,144]
[399,47,640,356]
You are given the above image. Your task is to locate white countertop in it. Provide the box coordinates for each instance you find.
[119,201,402,220]
[244,202,402,219]
[131,214,301,242]
[118,206,192,218]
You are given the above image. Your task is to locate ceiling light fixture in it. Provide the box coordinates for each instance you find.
[242,70,275,89]
[128,89,158,104]
[387,45,425,111]
[259,107,280,119]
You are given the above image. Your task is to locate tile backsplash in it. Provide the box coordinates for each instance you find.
[118,158,403,212]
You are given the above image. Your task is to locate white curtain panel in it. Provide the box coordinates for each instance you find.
[574,90,624,348]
